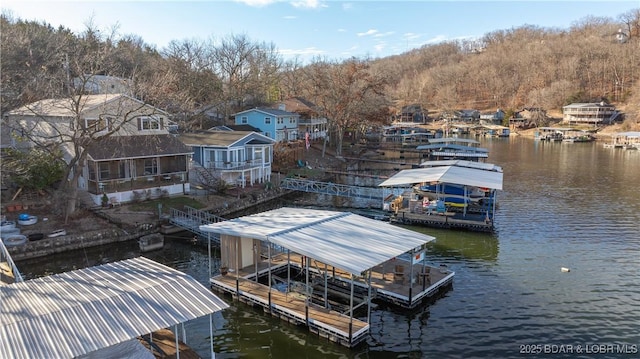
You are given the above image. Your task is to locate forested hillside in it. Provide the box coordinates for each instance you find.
[2,9,639,131]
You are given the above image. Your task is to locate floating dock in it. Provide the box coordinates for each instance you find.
[391,209,494,232]
[202,207,454,348]
[211,252,454,346]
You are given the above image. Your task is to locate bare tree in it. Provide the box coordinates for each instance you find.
[301,57,390,156]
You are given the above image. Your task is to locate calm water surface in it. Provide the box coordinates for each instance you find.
[17,137,640,358]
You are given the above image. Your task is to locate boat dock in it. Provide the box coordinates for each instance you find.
[202,208,454,348]
[392,209,494,232]
[211,253,453,346]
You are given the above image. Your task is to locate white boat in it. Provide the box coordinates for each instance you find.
[138,233,164,252]
[48,229,67,238]
[2,234,28,246]
[17,214,38,226]
[0,220,16,232]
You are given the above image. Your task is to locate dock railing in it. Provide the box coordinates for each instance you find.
[0,238,23,284]
[169,206,226,242]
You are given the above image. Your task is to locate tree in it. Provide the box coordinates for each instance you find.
[4,21,163,223]
[301,57,390,156]
[212,34,283,120]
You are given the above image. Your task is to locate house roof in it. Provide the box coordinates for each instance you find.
[234,107,299,117]
[6,94,168,118]
[0,256,229,359]
[179,130,275,148]
[85,134,192,161]
[563,102,615,109]
[226,124,262,132]
[378,166,503,190]
[277,97,319,114]
[199,207,435,275]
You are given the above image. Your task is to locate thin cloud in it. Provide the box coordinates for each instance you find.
[403,32,421,41]
[424,34,448,44]
[290,0,325,9]
[234,0,277,7]
[374,31,394,38]
[337,28,347,33]
[357,29,378,37]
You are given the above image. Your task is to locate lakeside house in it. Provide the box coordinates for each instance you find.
[3,93,191,206]
[234,107,300,142]
[275,97,328,141]
[179,130,276,188]
[562,102,620,125]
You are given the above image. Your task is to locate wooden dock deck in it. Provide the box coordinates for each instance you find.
[139,328,201,359]
[211,273,370,347]
[392,209,494,232]
[211,252,453,346]
[279,253,455,309]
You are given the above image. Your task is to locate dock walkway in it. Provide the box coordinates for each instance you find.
[212,273,370,347]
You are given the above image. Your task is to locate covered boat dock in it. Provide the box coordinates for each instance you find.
[379,164,503,232]
[0,256,229,358]
[200,207,454,347]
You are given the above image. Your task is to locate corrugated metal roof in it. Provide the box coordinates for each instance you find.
[430,151,489,158]
[378,166,503,190]
[0,256,229,359]
[416,144,488,152]
[200,208,435,275]
[418,160,503,172]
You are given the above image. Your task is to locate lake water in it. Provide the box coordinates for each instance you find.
[16,136,640,358]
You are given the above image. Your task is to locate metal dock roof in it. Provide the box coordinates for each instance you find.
[377,166,503,190]
[200,207,435,275]
[0,256,229,359]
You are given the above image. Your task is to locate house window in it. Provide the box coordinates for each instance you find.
[139,116,161,131]
[264,132,271,138]
[144,159,157,175]
[289,118,296,124]
[265,117,271,124]
[277,118,284,124]
[99,162,110,180]
[86,118,108,132]
[241,116,248,124]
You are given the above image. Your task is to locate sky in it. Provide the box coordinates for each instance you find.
[2,0,638,63]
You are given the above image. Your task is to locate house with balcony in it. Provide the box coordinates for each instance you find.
[562,102,619,125]
[275,97,328,141]
[3,93,191,206]
[179,130,275,188]
[234,107,299,142]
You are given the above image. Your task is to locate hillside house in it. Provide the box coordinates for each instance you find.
[480,109,505,124]
[393,104,427,123]
[4,93,190,206]
[275,97,328,141]
[562,102,619,125]
[234,107,300,142]
[179,130,275,188]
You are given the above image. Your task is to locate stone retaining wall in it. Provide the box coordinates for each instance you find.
[7,228,154,261]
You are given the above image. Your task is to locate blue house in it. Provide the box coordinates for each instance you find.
[179,130,275,188]
[234,107,300,142]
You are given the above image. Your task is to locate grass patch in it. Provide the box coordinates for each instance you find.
[128,196,205,212]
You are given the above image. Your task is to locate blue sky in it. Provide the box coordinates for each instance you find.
[2,1,638,63]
